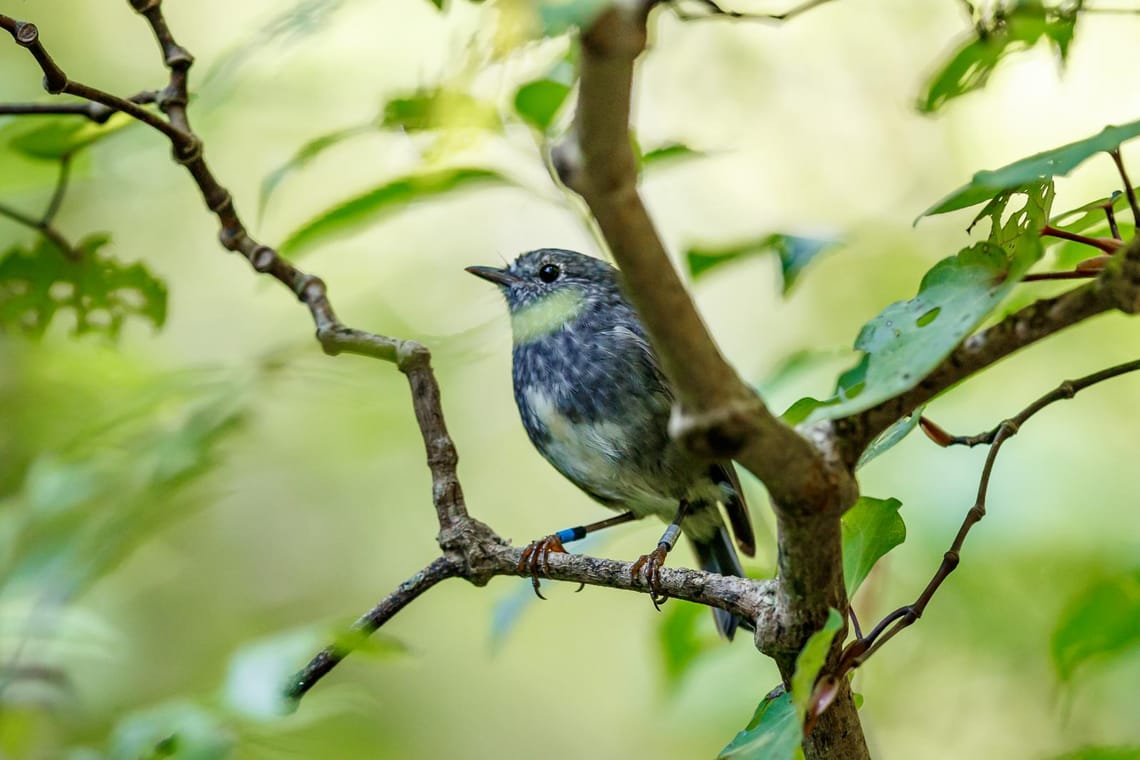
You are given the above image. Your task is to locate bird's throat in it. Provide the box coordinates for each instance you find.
[510,288,587,344]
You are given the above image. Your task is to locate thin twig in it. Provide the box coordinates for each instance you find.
[0,198,79,260]
[287,556,462,701]
[42,153,71,225]
[0,91,158,123]
[837,358,1140,673]
[1109,149,1140,228]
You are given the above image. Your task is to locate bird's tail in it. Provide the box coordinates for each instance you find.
[690,525,752,641]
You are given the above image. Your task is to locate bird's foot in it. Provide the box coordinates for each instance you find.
[518,535,578,599]
[631,543,671,611]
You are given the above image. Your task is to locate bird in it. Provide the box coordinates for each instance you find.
[466,248,755,639]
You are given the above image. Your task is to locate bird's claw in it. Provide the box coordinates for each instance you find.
[518,535,579,599]
[631,544,671,610]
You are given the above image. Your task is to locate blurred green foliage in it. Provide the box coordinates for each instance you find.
[1,0,1139,758]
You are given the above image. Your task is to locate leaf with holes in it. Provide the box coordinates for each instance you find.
[281,168,513,256]
[0,234,167,339]
[807,182,1052,422]
[841,497,905,596]
[719,687,801,760]
[686,234,838,294]
[918,1,1078,114]
[920,119,1140,218]
[1052,571,1140,683]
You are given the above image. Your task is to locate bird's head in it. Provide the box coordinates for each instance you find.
[466,248,620,343]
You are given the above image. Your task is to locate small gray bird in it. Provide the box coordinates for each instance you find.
[467,248,755,639]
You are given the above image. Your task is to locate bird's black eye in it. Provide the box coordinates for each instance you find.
[538,263,561,283]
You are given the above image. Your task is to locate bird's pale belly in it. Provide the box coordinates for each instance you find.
[521,386,721,531]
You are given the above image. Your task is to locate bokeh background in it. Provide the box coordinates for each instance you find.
[2,1,1140,758]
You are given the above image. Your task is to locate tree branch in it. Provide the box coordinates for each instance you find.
[550,5,865,758]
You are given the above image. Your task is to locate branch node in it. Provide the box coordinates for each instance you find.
[172,136,203,165]
[216,225,245,252]
[397,341,430,371]
[250,245,276,273]
[294,274,326,303]
[14,21,38,46]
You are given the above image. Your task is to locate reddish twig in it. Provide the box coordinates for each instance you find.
[837,358,1140,674]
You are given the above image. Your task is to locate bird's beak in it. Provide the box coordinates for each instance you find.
[465,265,519,287]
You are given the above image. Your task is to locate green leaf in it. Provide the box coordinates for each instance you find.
[856,407,924,469]
[718,687,801,760]
[6,112,134,160]
[841,497,905,595]
[258,124,374,220]
[920,119,1140,218]
[640,143,705,169]
[108,701,232,760]
[809,182,1052,422]
[381,89,501,134]
[658,601,718,690]
[1052,571,1140,682]
[1046,748,1140,760]
[918,1,1078,114]
[0,234,167,339]
[790,608,844,721]
[686,234,838,294]
[280,168,512,256]
[514,79,572,132]
[538,0,611,35]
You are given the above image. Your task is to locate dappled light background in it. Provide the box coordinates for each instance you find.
[2,1,1140,758]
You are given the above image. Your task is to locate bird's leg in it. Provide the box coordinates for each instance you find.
[518,512,637,599]
[631,499,693,610]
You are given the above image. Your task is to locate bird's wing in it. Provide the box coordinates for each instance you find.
[710,463,756,557]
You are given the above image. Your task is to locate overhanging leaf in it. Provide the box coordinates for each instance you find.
[6,112,134,160]
[258,124,374,220]
[918,1,1078,114]
[841,497,905,596]
[718,687,801,760]
[920,119,1140,218]
[1051,571,1140,683]
[808,182,1052,422]
[686,234,838,294]
[280,168,512,256]
[790,608,844,722]
[0,234,167,339]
